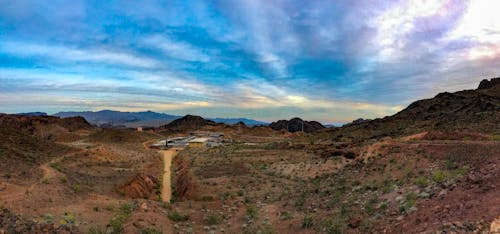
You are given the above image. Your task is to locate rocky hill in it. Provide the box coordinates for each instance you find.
[332,78,500,140]
[269,117,325,133]
[0,114,92,181]
[159,115,217,132]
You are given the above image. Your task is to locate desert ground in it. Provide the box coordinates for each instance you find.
[1,121,499,233]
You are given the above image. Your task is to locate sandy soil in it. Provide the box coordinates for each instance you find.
[159,148,179,202]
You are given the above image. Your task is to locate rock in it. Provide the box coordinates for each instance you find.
[417,192,430,199]
[491,216,500,233]
[348,216,362,228]
[395,196,404,203]
[139,202,148,212]
[478,78,500,89]
[117,173,159,199]
[408,207,418,213]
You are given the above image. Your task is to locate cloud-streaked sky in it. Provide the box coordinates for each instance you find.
[1,0,500,123]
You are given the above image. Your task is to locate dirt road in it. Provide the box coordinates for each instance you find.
[159,148,179,202]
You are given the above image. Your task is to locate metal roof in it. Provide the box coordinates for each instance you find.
[188,137,210,143]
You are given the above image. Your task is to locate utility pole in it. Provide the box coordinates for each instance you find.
[301,120,304,132]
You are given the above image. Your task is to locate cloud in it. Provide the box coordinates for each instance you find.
[0,41,160,68]
[1,0,500,122]
[142,35,210,62]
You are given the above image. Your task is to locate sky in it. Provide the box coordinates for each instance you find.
[1,0,500,123]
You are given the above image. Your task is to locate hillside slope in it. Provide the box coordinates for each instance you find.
[0,114,91,180]
[332,78,500,140]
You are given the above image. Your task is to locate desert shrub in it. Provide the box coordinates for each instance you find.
[61,212,75,225]
[108,203,134,234]
[246,205,258,220]
[405,192,417,207]
[301,214,314,229]
[71,183,81,193]
[414,177,429,187]
[42,213,54,223]
[87,227,106,234]
[491,134,500,141]
[167,211,189,222]
[139,228,162,234]
[326,220,344,234]
[279,211,294,220]
[50,162,63,172]
[364,196,378,215]
[432,170,447,183]
[379,201,388,210]
[444,160,458,170]
[204,211,222,225]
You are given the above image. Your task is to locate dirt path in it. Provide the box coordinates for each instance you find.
[159,148,179,202]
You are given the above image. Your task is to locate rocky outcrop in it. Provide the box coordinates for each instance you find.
[331,78,500,140]
[478,77,500,89]
[118,173,159,199]
[269,118,325,133]
[172,156,197,200]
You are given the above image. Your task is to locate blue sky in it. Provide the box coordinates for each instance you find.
[1,0,500,123]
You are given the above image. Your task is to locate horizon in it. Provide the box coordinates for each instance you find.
[1,1,500,122]
[8,109,350,126]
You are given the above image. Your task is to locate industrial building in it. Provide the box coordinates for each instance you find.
[188,137,209,147]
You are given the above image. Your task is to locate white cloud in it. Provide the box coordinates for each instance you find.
[142,35,210,62]
[0,41,160,68]
[371,0,449,61]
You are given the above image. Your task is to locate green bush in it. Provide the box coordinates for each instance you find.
[414,176,429,187]
[432,170,447,183]
[204,212,222,225]
[246,205,258,220]
[301,214,314,229]
[167,211,189,222]
[279,211,294,220]
[108,203,134,234]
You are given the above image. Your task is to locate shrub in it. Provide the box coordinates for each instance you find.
[108,203,134,234]
[139,228,162,234]
[432,170,447,183]
[326,221,344,234]
[301,214,313,229]
[246,205,258,220]
[167,211,189,222]
[279,211,294,220]
[61,212,75,225]
[71,183,81,193]
[204,211,222,225]
[379,201,388,210]
[414,177,429,187]
[42,213,54,223]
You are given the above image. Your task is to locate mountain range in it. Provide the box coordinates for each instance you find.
[53,110,268,127]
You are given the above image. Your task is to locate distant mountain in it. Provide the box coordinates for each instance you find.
[16,112,47,116]
[209,117,268,126]
[332,77,500,140]
[269,117,326,133]
[54,110,180,127]
[53,110,267,128]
